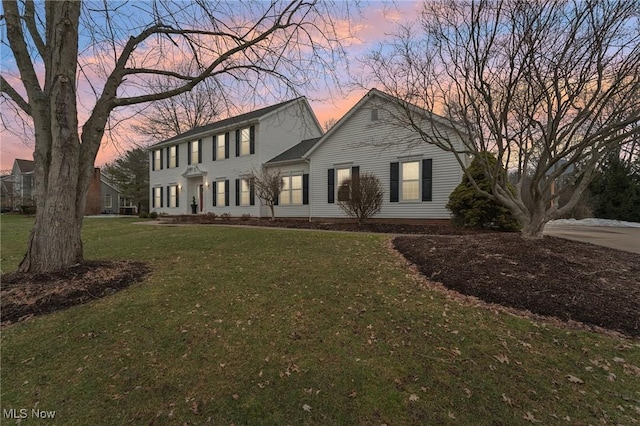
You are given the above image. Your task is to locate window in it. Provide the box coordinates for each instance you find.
[281,174,303,205]
[371,108,379,121]
[153,150,162,170]
[191,141,200,164]
[239,128,250,156]
[168,185,178,208]
[216,181,226,207]
[153,187,162,208]
[336,168,351,202]
[401,161,420,201]
[105,193,112,209]
[216,135,225,160]
[168,146,177,168]
[390,159,431,203]
[240,179,251,206]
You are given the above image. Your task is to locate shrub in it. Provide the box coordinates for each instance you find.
[337,172,384,225]
[149,211,158,220]
[139,212,149,219]
[220,212,231,221]
[241,213,251,221]
[447,153,520,231]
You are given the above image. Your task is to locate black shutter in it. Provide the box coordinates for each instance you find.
[166,186,170,207]
[274,195,279,206]
[224,180,230,206]
[250,178,255,206]
[198,139,202,163]
[303,173,309,205]
[175,145,179,167]
[250,125,255,154]
[187,141,192,165]
[225,132,230,158]
[151,152,155,171]
[235,179,240,206]
[351,166,360,181]
[160,187,164,207]
[166,147,170,168]
[327,168,335,204]
[422,159,433,201]
[390,162,399,202]
[152,188,155,207]
[176,186,180,207]
[235,129,240,157]
[160,149,164,170]
[213,135,217,161]
[212,184,217,207]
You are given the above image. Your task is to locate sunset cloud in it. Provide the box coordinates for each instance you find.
[1,1,420,170]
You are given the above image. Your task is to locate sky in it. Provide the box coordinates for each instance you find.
[0,1,422,172]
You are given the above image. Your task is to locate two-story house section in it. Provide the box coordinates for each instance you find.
[148,97,323,216]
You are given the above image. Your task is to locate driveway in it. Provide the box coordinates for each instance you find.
[544,223,640,254]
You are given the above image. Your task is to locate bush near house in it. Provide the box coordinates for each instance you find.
[447,153,520,231]
[337,173,384,225]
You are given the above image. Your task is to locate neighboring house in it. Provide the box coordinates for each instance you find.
[0,159,35,211]
[148,89,468,220]
[1,159,126,215]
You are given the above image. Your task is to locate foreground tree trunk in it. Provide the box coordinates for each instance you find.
[11,1,87,273]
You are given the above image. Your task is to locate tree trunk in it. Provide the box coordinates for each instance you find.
[18,1,85,274]
[269,204,275,220]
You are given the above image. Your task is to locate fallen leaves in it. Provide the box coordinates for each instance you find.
[494,354,510,364]
[523,411,541,423]
[566,374,584,384]
[302,404,312,412]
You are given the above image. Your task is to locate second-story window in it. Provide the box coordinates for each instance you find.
[169,146,177,168]
[239,128,250,156]
[154,150,162,170]
[189,140,202,164]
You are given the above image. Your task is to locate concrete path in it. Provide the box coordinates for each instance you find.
[544,223,640,254]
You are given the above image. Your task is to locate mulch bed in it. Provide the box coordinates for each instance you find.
[1,260,149,327]
[393,234,640,338]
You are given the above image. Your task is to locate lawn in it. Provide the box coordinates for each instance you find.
[1,215,639,424]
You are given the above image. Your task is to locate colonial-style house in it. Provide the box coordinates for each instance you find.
[148,89,468,220]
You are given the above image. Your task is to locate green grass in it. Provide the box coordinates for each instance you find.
[1,214,639,424]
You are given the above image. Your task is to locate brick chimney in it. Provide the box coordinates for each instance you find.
[84,168,102,215]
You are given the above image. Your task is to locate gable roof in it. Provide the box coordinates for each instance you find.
[304,88,468,158]
[266,137,322,164]
[15,159,35,173]
[149,97,306,148]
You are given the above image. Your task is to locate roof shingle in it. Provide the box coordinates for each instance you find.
[266,137,321,164]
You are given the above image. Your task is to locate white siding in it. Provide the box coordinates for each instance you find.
[309,96,464,219]
[149,99,321,218]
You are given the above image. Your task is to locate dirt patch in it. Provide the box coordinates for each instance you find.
[393,234,640,338]
[1,260,150,327]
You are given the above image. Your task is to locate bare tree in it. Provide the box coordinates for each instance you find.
[323,117,338,132]
[249,168,284,220]
[338,173,383,225]
[363,0,640,238]
[0,0,352,273]
[131,63,223,142]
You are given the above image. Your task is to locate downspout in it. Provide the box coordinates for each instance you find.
[306,158,312,222]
